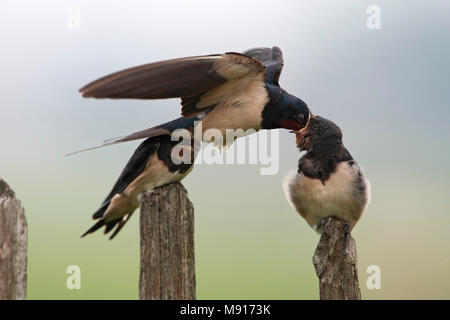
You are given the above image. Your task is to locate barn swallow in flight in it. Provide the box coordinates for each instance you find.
[78,47,310,239]
[284,115,370,231]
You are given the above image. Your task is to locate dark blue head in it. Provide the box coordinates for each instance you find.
[261,90,310,131]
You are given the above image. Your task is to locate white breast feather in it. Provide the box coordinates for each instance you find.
[283,162,370,230]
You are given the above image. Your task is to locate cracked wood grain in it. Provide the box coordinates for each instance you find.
[313,216,361,300]
[0,178,27,300]
[139,182,195,300]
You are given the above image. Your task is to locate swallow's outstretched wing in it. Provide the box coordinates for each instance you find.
[79,51,269,117]
[73,47,285,155]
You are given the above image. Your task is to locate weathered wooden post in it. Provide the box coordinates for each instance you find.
[313,217,361,300]
[0,179,27,300]
[139,182,195,300]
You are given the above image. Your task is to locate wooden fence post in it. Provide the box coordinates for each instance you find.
[0,179,27,300]
[139,182,195,300]
[312,216,361,300]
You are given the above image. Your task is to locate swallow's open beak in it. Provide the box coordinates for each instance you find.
[295,114,314,148]
[295,131,305,147]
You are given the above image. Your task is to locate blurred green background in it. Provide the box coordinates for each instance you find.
[1,0,449,299]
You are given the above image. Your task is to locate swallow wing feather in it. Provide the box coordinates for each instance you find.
[79,52,266,113]
[74,49,278,155]
[243,46,284,83]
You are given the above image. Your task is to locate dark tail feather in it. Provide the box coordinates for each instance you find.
[81,201,112,237]
[81,215,132,240]
[81,219,107,238]
[92,202,109,219]
[104,220,117,234]
[108,214,133,240]
[83,201,133,240]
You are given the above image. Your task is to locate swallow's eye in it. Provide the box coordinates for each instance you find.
[312,123,319,130]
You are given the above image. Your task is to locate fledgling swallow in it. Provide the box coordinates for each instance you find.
[283,115,371,231]
[78,47,311,239]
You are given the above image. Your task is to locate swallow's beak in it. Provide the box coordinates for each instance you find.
[295,131,306,147]
[294,114,314,148]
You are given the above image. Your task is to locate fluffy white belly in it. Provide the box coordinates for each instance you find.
[284,162,370,230]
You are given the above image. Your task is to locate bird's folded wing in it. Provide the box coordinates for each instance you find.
[79,52,265,101]
[75,50,273,155]
[98,138,160,212]
[81,138,161,239]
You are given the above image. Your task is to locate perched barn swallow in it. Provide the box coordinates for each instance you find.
[284,115,370,231]
[81,133,198,239]
[78,47,311,238]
